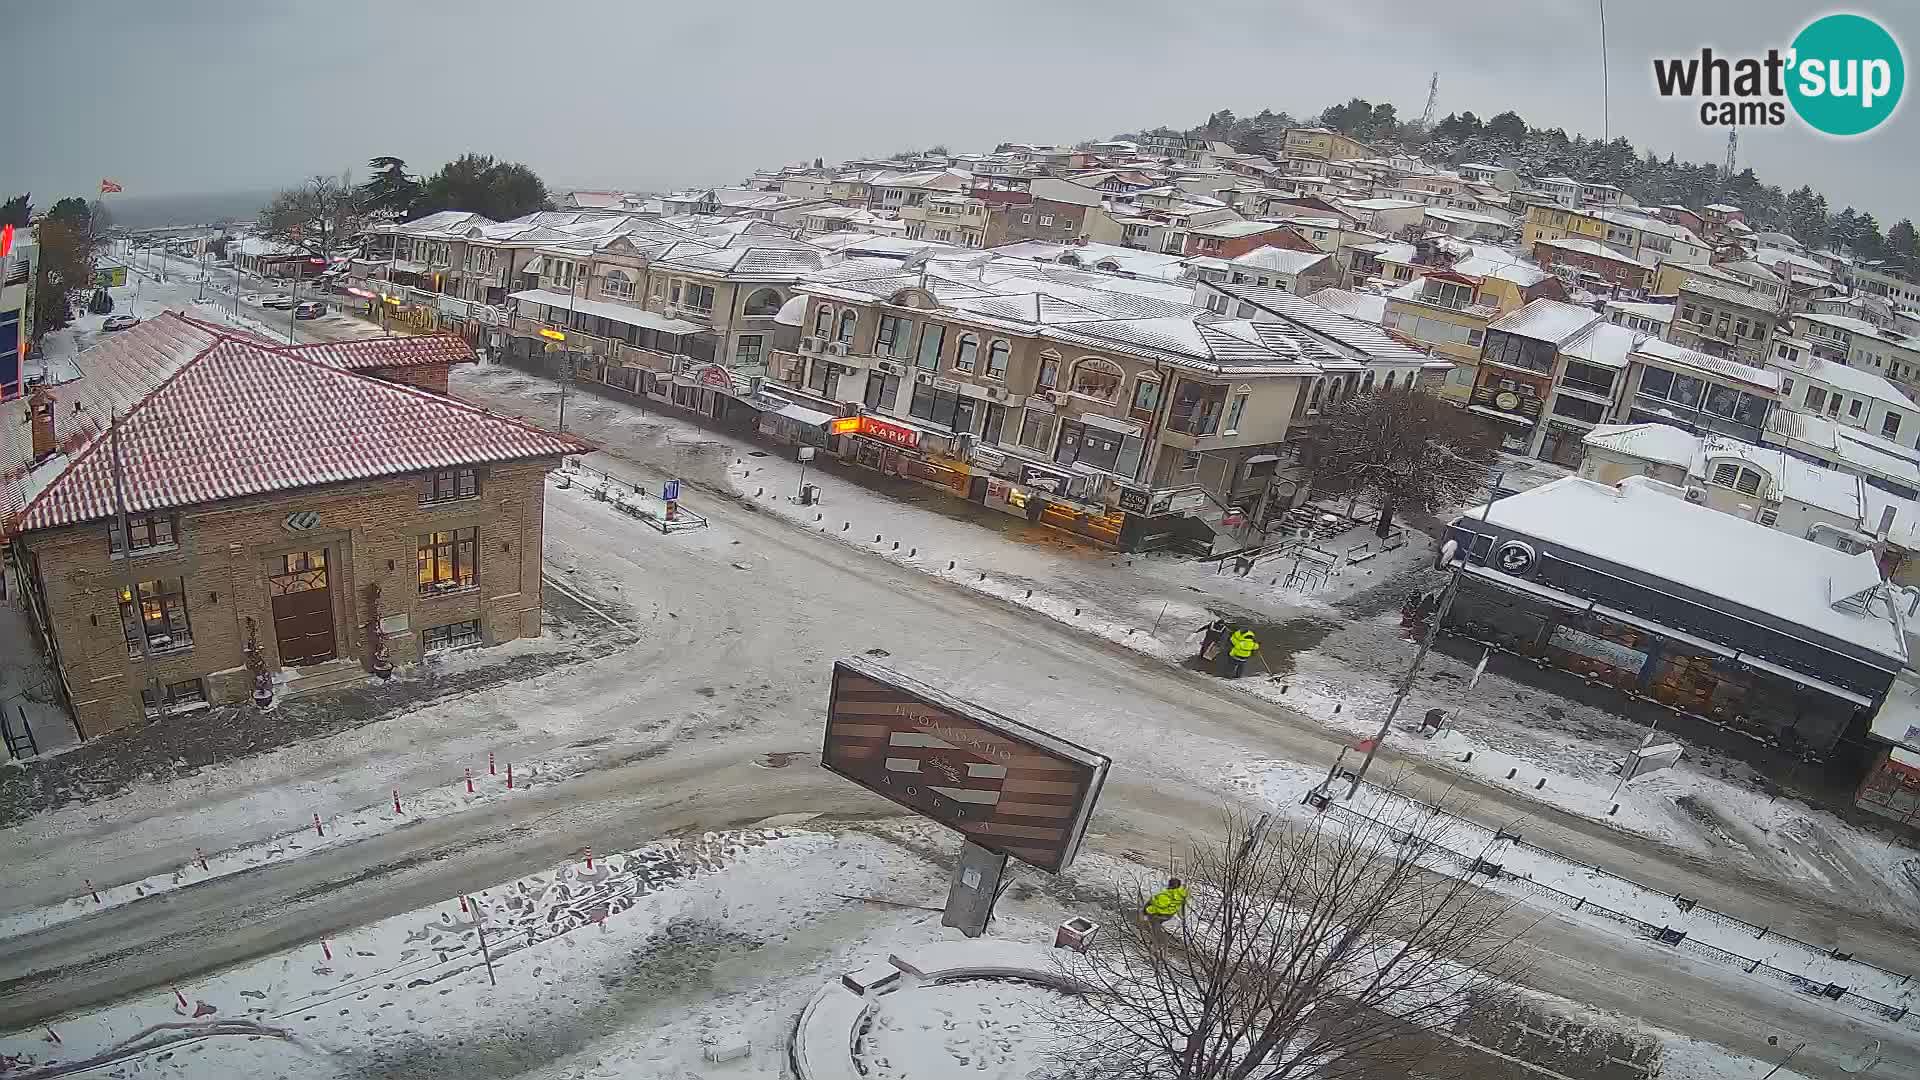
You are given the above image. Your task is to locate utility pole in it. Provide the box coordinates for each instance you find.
[1347,470,1504,798]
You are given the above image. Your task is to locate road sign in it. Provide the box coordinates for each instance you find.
[822,658,1110,873]
[663,479,681,503]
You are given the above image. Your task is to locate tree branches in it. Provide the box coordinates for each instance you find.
[1049,802,1529,1080]
[1313,387,1499,535]
[255,174,364,259]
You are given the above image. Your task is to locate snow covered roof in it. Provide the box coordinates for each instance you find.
[1536,236,1652,269]
[1606,301,1674,324]
[1488,299,1602,345]
[1681,277,1783,313]
[1191,220,1282,239]
[1705,203,1743,214]
[6,314,587,535]
[1303,287,1388,324]
[1581,423,1700,468]
[1560,322,1643,369]
[508,289,708,334]
[1633,337,1780,391]
[1229,247,1330,276]
[1804,355,1913,408]
[1216,284,1429,365]
[1451,254,1550,288]
[1766,409,1920,486]
[1688,437,1861,517]
[280,335,476,372]
[1461,476,1904,661]
[1337,198,1425,211]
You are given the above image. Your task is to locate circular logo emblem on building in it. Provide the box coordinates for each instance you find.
[1788,14,1904,136]
[284,510,321,532]
[1494,540,1537,575]
[1494,391,1522,411]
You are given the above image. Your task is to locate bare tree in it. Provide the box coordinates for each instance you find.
[1314,386,1499,537]
[1050,803,1528,1080]
[255,173,365,260]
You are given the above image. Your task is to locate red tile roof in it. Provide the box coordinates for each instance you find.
[6,313,587,535]
[280,333,476,371]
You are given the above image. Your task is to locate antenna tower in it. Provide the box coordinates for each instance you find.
[1419,72,1440,128]
[1723,128,1738,177]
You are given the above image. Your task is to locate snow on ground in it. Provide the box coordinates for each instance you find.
[0,564,78,760]
[555,374,1920,919]
[1251,775,1920,1026]
[856,978,1089,1079]
[0,814,1826,1080]
[0,718,629,941]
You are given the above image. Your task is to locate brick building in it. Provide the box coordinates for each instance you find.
[2,313,588,739]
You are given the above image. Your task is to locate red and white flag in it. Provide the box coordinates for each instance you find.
[99,179,123,194]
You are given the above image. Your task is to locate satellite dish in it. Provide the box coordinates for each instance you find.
[1437,538,1459,570]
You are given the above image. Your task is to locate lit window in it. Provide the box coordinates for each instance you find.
[418,528,478,593]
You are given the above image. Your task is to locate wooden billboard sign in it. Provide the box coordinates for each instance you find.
[822,658,1110,873]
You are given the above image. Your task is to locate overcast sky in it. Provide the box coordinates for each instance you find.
[3,0,1914,221]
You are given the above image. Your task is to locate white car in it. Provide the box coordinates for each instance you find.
[259,294,296,310]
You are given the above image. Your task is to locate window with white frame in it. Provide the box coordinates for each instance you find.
[985,340,1009,380]
[602,269,635,300]
[954,333,979,373]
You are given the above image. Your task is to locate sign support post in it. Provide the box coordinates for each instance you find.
[941,840,1008,938]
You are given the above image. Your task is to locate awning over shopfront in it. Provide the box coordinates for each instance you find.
[1735,651,1874,708]
[508,289,708,336]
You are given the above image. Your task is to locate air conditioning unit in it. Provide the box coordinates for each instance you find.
[984,386,1006,400]
[828,341,850,357]
[1049,391,1073,407]
[1684,487,1705,503]
[875,360,904,377]
[799,336,820,353]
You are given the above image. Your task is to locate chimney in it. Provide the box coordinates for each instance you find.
[28,388,54,461]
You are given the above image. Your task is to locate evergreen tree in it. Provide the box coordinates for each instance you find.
[0,194,28,227]
[1485,110,1526,144]
[359,156,422,222]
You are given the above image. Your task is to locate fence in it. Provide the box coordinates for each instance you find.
[1317,786,1917,1028]
[558,460,708,533]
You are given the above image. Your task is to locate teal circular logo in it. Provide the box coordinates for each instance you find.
[1788,13,1904,136]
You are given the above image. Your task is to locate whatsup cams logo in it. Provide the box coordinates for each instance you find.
[1653,12,1904,136]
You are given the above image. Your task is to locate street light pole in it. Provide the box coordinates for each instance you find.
[1346,470,1505,799]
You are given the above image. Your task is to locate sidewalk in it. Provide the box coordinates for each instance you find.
[453,363,1920,925]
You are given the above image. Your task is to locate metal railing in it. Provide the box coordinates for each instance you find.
[1318,787,1916,1026]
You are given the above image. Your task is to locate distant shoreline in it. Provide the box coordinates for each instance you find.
[101,190,272,230]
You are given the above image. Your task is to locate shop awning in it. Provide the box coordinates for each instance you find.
[1243,453,1281,465]
[1589,603,1736,659]
[774,402,837,427]
[508,289,708,336]
[1733,651,1873,708]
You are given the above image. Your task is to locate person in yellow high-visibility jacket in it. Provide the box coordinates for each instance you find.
[1143,878,1189,929]
[1222,628,1259,679]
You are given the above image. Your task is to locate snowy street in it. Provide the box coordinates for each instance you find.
[3,358,1919,1075]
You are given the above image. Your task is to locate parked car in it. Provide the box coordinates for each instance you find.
[102,315,141,331]
[259,294,295,310]
[294,301,326,319]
